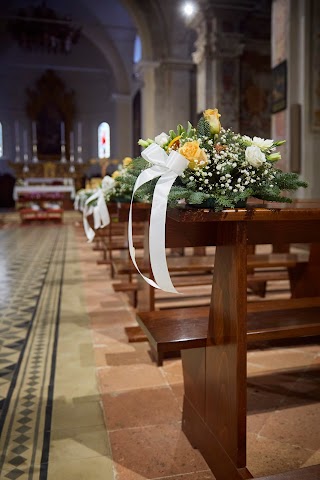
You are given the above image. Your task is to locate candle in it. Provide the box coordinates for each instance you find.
[60,122,65,144]
[77,122,82,146]
[14,121,20,162]
[70,131,74,153]
[15,121,20,145]
[23,129,28,162]
[70,131,75,163]
[32,121,37,144]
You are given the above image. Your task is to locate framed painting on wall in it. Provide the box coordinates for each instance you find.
[271,60,287,114]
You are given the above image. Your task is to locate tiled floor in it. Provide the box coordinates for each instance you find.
[0,216,319,479]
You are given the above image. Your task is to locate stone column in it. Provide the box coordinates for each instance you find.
[155,59,195,133]
[191,11,244,131]
[134,61,159,139]
[111,93,132,160]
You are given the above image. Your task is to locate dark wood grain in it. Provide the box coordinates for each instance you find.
[126,205,320,478]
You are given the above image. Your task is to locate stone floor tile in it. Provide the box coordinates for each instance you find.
[97,364,167,393]
[247,433,314,478]
[259,402,320,450]
[301,449,320,467]
[92,328,129,345]
[47,455,114,480]
[169,383,185,411]
[109,423,209,479]
[102,386,181,430]
[246,348,315,372]
[104,343,153,366]
[158,472,215,480]
[161,360,183,385]
[51,400,105,429]
[49,425,111,461]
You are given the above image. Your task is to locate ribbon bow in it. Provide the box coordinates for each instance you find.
[83,190,110,242]
[129,143,189,293]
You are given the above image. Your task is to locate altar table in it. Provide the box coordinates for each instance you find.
[138,203,320,480]
[13,184,76,210]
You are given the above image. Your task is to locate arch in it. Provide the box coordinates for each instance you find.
[119,0,169,60]
[81,24,131,94]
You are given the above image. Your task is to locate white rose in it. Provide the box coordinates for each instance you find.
[242,135,252,145]
[245,145,266,168]
[252,136,274,150]
[101,175,115,192]
[154,132,170,146]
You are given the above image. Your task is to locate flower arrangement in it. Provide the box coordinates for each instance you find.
[117,109,307,210]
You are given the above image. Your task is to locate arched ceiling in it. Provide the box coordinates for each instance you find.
[0,0,196,94]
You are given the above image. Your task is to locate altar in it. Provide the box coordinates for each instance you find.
[9,161,90,191]
[13,178,76,210]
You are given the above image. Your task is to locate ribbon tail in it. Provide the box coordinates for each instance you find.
[149,172,180,294]
[83,205,95,242]
[97,193,110,227]
[83,191,100,242]
[128,167,166,290]
[93,206,100,229]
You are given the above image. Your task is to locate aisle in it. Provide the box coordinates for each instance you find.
[0,224,113,480]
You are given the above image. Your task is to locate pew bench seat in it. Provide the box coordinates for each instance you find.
[136,297,320,365]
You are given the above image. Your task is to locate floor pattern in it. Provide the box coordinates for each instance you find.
[0,220,319,479]
[0,226,66,479]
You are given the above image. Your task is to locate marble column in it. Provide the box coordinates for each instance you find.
[134,61,159,140]
[155,59,195,133]
[191,11,244,131]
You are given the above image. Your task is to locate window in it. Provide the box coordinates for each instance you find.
[98,122,110,159]
[0,122,3,157]
[133,35,142,64]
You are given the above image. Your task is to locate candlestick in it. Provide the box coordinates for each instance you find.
[31,121,39,163]
[69,131,75,171]
[15,121,21,162]
[70,131,74,156]
[60,121,65,145]
[77,122,83,163]
[60,143,67,163]
[23,129,28,162]
[32,121,37,144]
[23,129,29,172]
[77,122,82,145]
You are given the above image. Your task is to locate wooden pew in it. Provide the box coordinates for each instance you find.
[134,203,320,480]
[113,249,307,311]
[136,297,320,365]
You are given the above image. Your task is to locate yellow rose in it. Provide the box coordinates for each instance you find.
[179,141,208,170]
[123,156,132,167]
[112,170,121,179]
[203,108,221,134]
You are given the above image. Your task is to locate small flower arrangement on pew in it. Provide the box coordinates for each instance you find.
[81,157,136,241]
[117,109,307,210]
[82,156,135,208]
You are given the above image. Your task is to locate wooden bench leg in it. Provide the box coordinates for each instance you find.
[150,346,163,366]
[247,279,267,297]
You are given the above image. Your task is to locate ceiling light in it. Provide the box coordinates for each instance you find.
[182,2,196,17]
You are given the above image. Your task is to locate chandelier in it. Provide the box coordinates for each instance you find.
[8,2,81,54]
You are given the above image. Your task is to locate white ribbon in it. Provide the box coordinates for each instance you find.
[128,143,189,293]
[74,195,79,211]
[83,190,110,242]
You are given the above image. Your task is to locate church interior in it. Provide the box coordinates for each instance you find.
[0,0,319,479]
